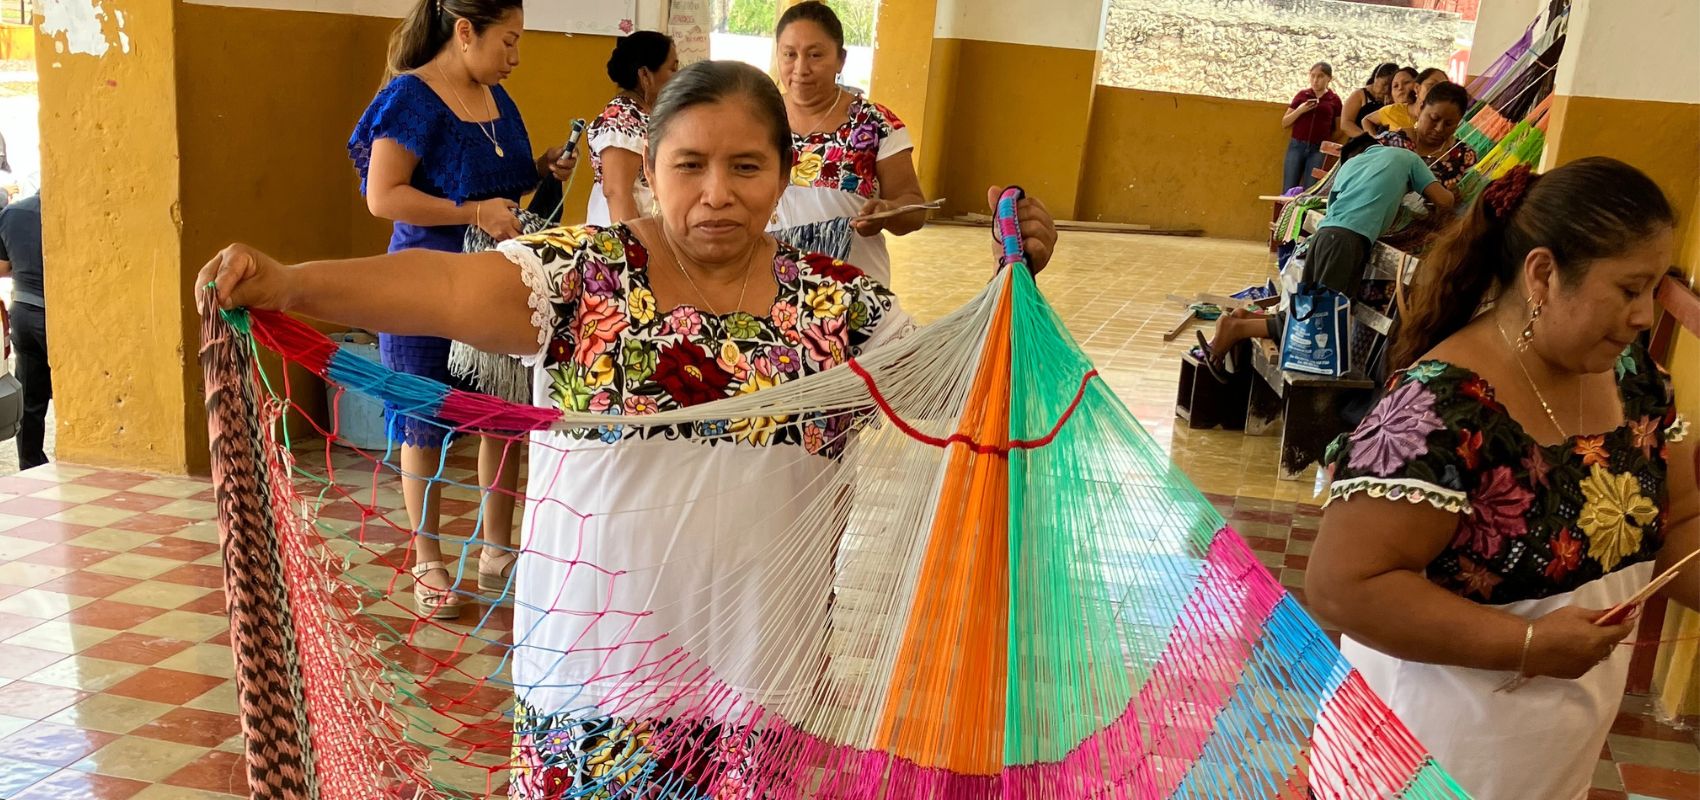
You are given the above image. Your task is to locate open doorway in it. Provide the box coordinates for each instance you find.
[0,0,36,199]
[710,0,876,93]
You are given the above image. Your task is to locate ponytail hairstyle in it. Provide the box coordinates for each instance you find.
[1415,67,1448,84]
[607,31,675,92]
[1391,157,1674,370]
[386,0,523,80]
[1366,61,1399,87]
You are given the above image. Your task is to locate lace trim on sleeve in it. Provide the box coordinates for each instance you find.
[496,238,559,366]
[1324,476,1471,515]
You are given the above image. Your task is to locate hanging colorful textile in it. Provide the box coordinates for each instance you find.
[199,190,1472,799]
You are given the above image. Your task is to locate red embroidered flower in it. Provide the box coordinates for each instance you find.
[652,344,734,407]
[805,254,865,285]
[1455,428,1484,471]
[1545,527,1583,581]
[1521,445,1551,490]
[1573,435,1610,468]
[1451,465,1533,559]
[1459,376,1503,412]
[626,238,650,271]
[548,338,573,365]
[1455,555,1503,600]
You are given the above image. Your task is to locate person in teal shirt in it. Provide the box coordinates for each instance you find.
[1201,145,1454,377]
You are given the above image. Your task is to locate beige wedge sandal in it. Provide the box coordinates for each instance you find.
[411,561,465,620]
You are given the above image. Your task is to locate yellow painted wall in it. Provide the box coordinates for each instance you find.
[1544,95,1700,230]
[43,1,634,474]
[37,0,200,473]
[1076,87,1287,241]
[869,0,939,164]
[930,39,1096,219]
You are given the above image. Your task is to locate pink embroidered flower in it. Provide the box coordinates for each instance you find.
[803,422,826,454]
[1346,380,1444,476]
[770,301,799,331]
[665,306,704,338]
[624,395,659,416]
[1451,465,1534,560]
[572,294,629,367]
[802,316,849,368]
[589,390,615,413]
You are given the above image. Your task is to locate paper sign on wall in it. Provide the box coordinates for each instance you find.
[666,0,711,63]
[518,0,640,35]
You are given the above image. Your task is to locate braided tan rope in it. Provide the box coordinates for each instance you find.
[198,290,318,799]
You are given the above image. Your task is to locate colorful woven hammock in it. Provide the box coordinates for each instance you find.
[199,190,1471,799]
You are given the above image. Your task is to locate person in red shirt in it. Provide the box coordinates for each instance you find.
[1282,62,1343,191]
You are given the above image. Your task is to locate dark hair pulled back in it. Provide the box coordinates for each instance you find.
[777,1,848,59]
[1391,157,1674,370]
[648,60,794,174]
[386,0,522,80]
[607,31,674,92]
[1421,81,1469,113]
[1366,62,1399,86]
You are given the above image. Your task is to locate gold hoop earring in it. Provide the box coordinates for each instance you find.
[1518,298,1542,351]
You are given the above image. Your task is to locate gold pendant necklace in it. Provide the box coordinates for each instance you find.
[1495,319,1575,440]
[436,62,504,158]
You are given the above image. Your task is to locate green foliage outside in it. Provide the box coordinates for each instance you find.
[719,0,877,48]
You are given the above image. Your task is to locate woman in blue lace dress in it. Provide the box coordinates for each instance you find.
[349,0,574,619]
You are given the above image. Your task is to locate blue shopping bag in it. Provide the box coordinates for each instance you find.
[1280,283,1351,377]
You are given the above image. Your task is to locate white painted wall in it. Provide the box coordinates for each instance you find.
[1555,0,1700,104]
[1466,0,1544,76]
[934,0,1105,51]
[179,0,669,33]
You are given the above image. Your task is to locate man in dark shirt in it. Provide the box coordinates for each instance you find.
[0,193,48,469]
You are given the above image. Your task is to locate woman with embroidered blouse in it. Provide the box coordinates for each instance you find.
[201,60,1056,798]
[1308,159,1697,800]
[770,1,927,286]
[585,31,677,227]
[349,0,576,619]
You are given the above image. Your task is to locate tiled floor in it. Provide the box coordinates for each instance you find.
[0,227,1691,798]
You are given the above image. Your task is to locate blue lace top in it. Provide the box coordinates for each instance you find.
[349,74,539,253]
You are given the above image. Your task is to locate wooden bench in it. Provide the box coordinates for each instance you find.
[1243,210,1423,480]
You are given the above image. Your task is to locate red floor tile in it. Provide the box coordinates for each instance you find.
[0,477,59,495]
[161,748,246,795]
[33,572,140,599]
[0,497,76,519]
[0,643,65,679]
[103,668,227,706]
[5,520,98,544]
[129,707,242,748]
[176,591,228,615]
[1283,553,1311,570]
[190,489,218,503]
[154,564,226,589]
[63,601,170,631]
[1242,535,1286,553]
[1619,764,1700,797]
[18,544,115,570]
[0,722,117,768]
[81,632,196,666]
[69,472,156,491]
[0,682,88,719]
[107,514,196,535]
[1586,789,1627,800]
[129,536,219,562]
[10,768,149,799]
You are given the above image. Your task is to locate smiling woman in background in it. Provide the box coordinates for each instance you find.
[769,1,925,286]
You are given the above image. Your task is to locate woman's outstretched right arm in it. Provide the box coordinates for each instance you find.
[197,244,539,356]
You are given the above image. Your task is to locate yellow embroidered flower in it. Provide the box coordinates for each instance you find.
[1577,464,1656,571]
[584,723,652,787]
[806,285,846,318]
[628,286,657,325]
[731,373,791,445]
[535,226,592,251]
[791,151,824,186]
[586,353,617,388]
